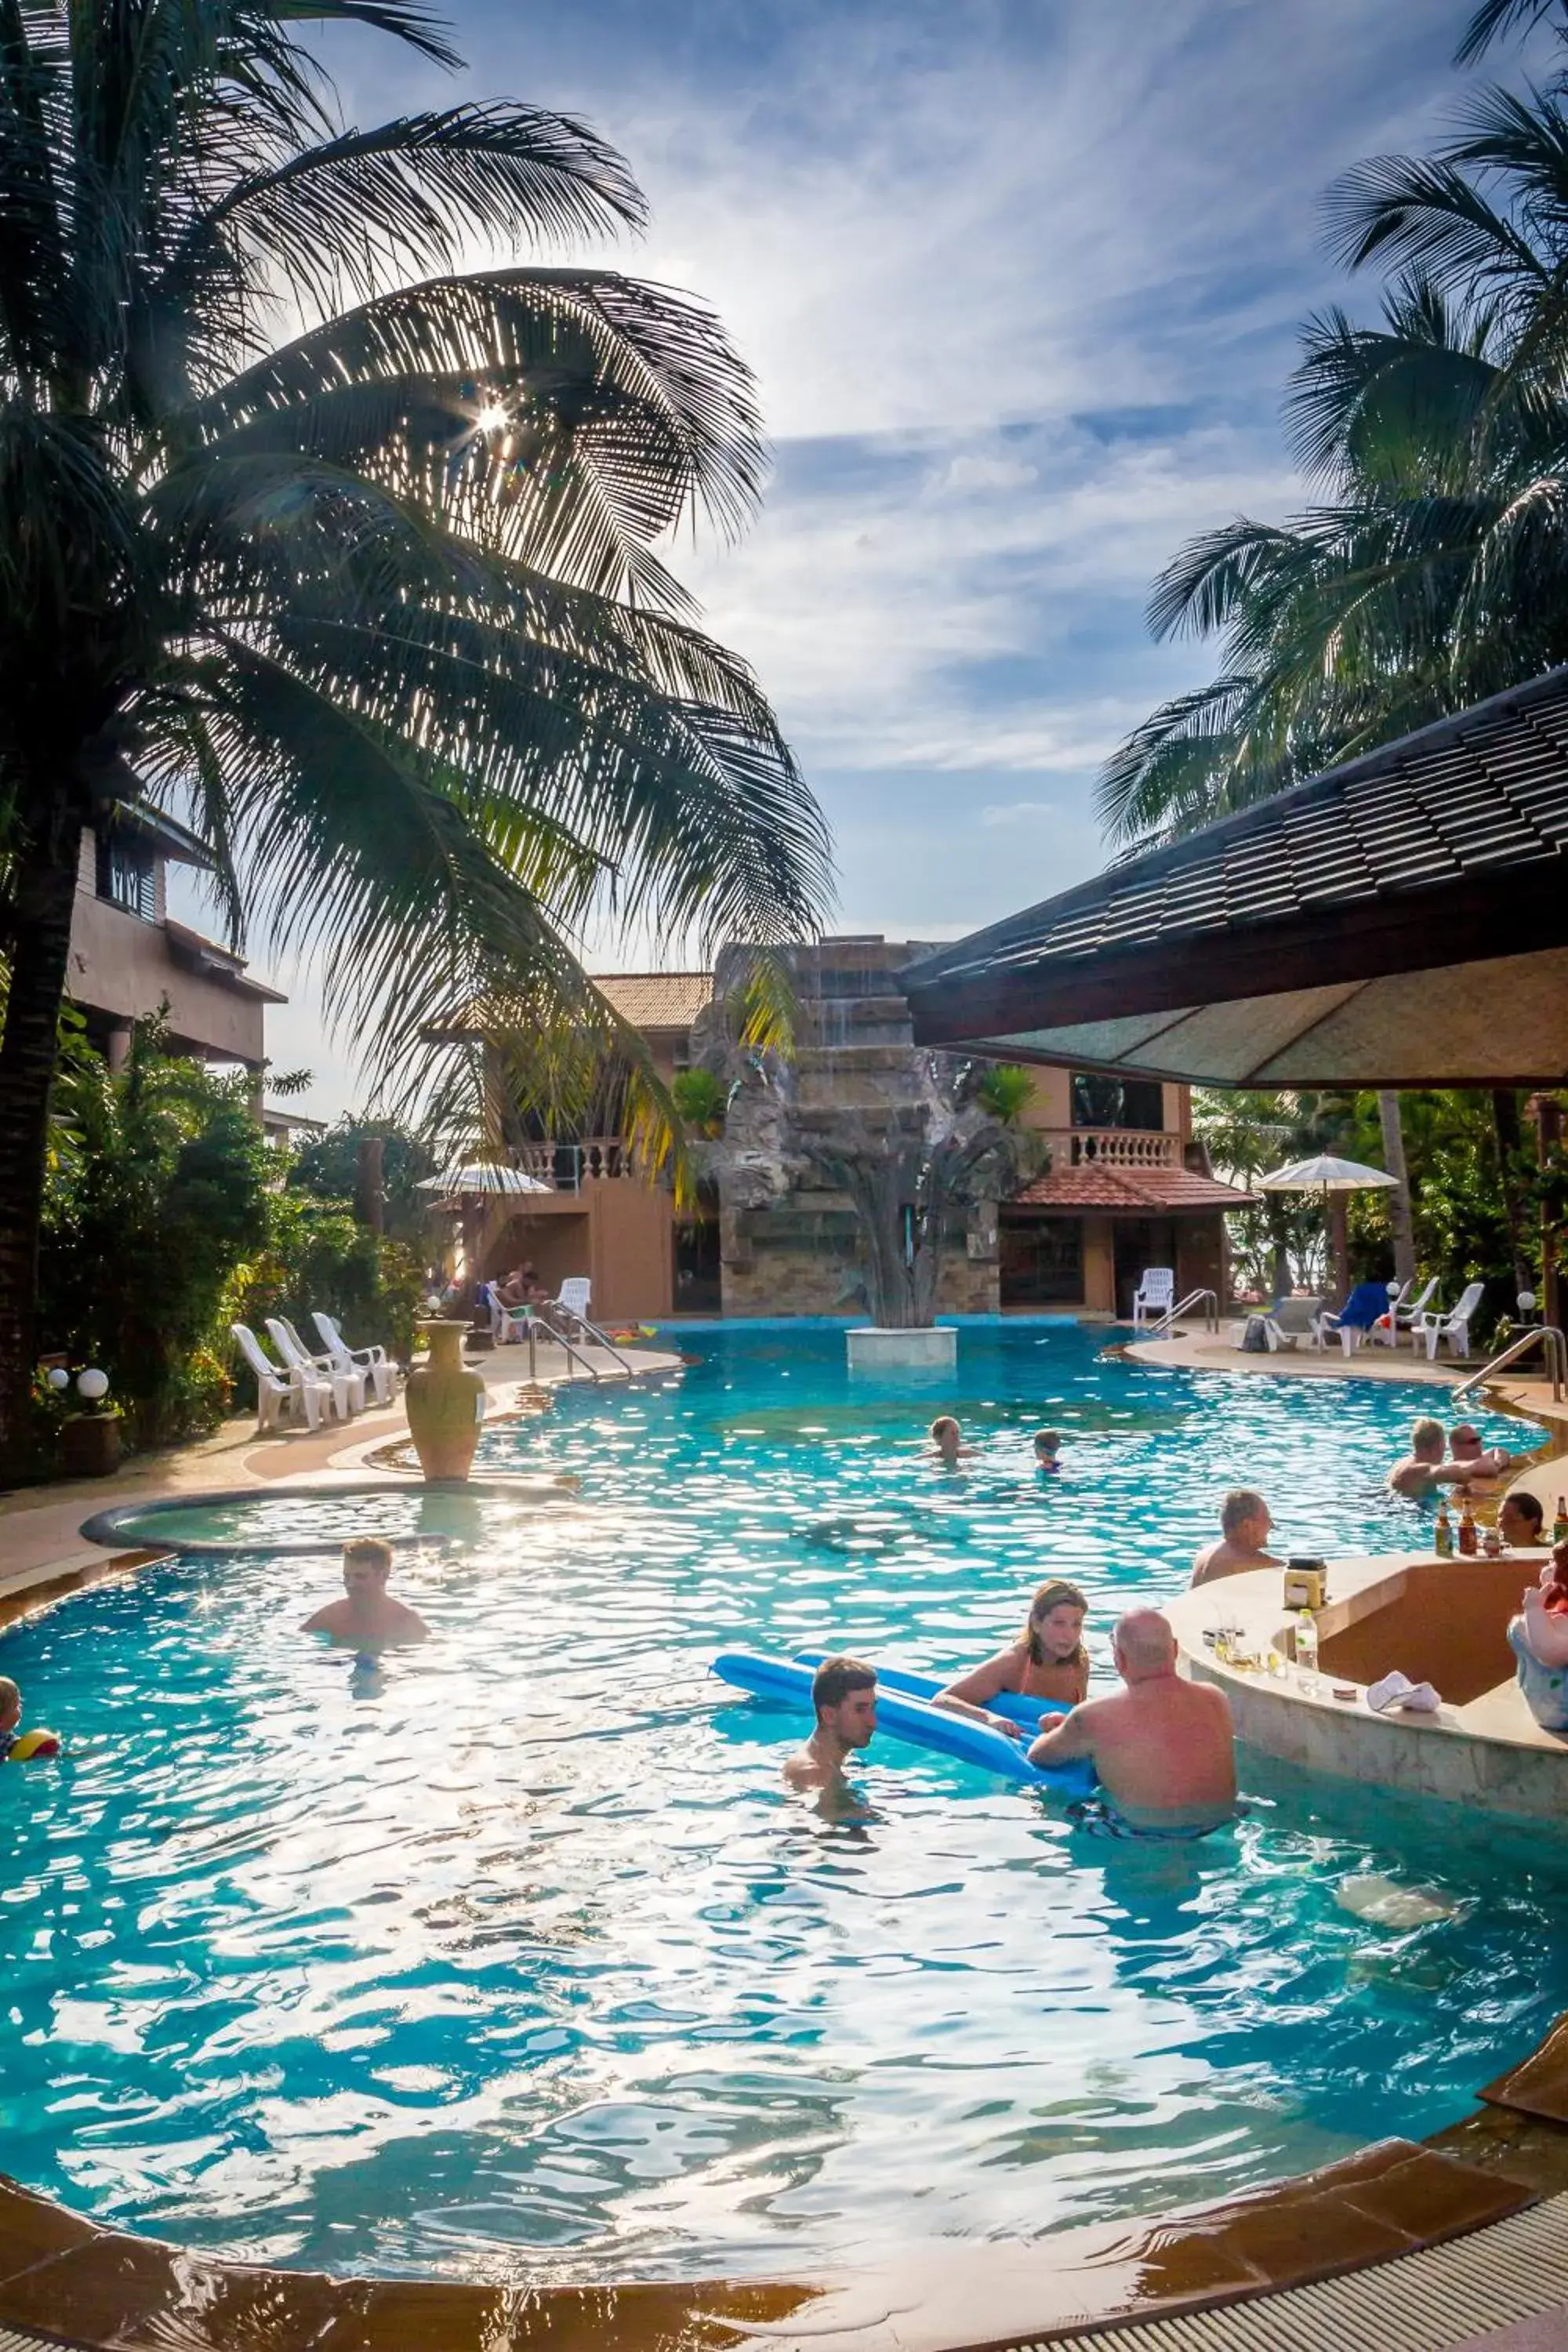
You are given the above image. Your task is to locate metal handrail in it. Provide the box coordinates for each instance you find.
[567,1309,636,1375]
[1149,1287,1219,1338]
[521,1304,603,1382]
[1453,1323,1568,1403]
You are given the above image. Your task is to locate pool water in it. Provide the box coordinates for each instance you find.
[1,1322,1561,2284]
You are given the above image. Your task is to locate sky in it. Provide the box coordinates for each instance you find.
[205,0,1496,1116]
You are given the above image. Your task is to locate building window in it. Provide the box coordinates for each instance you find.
[95,833,156,923]
[1000,1216,1083,1305]
[1071,1073,1164,1132]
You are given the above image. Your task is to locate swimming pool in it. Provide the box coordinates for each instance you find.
[2,1322,1561,2284]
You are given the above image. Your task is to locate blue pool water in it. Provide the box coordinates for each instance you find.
[1,1322,1562,2283]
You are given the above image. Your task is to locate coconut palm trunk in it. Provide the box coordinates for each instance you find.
[0,2,830,1479]
[0,818,86,1470]
[1376,1091,1416,1288]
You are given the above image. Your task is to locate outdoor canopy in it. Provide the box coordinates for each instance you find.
[901,666,1568,1087]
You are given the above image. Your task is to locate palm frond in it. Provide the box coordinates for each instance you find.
[1456,0,1567,65]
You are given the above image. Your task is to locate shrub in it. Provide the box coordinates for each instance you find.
[673,1066,728,1134]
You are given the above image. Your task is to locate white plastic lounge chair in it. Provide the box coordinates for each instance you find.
[278,1316,368,1414]
[230,1323,325,1433]
[480,1281,528,1345]
[553,1276,593,1335]
[1311,1282,1392,1356]
[267,1316,361,1419]
[1392,1276,1439,1346]
[1414,1280,1486,1361]
[1131,1268,1174,1330]
[312,1311,394,1406]
[1372,1279,1404,1348]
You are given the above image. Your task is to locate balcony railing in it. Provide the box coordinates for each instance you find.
[1037,1129,1182,1169]
[513,1138,636,1190]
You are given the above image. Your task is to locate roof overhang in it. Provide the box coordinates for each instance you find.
[904,668,1568,1089]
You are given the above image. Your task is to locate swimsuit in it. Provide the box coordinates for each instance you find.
[1508,1619,1568,1732]
[1067,1796,1236,1842]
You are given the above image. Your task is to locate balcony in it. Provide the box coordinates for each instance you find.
[1038,1129,1182,1170]
[513,1138,637,1190]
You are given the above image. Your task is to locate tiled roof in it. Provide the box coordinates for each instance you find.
[1013,1163,1253,1213]
[904,666,1568,996]
[590,971,713,1031]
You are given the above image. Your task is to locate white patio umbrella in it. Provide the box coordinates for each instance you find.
[1254,1155,1399,1197]
[416,1163,552,1196]
[1255,1156,1398,1301]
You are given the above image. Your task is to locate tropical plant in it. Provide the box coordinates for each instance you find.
[288,1118,438,1247]
[40,1022,271,1450]
[0,2,830,1475]
[671,1066,728,1134]
[225,1192,425,1370]
[972,1064,1036,1126]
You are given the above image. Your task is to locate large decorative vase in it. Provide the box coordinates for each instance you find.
[405,1319,486,1481]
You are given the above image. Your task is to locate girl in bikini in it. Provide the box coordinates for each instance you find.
[936,1577,1091,1734]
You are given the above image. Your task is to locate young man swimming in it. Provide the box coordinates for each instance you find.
[783,1656,877,1816]
[303,1539,430,1649]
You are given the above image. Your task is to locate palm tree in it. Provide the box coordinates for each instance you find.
[0,2,830,1472]
[1098,0,1568,1289]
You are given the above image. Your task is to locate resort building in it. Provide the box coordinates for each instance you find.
[464,946,1244,1323]
[458,971,715,1323]
[68,803,285,1076]
[711,937,1244,1319]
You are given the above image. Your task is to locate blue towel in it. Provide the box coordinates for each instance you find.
[1332,1280,1393,1330]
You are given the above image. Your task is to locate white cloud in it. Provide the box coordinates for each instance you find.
[982,801,1058,826]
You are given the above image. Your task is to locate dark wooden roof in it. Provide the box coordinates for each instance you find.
[904,666,1568,1062]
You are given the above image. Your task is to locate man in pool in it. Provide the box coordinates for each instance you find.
[1027,1610,1236,1838]
[928,1416,972,1467]
[1388,1417,1506,1499]
[303,1538,430,1649]
[783,1656,877,1809]
[1450,1423,1527,1484]
[1190,1490,1278,1586]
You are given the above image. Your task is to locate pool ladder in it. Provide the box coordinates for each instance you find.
[1147,1287,1220,1338]
[520,1303,635,1381]
[1453,1321,1568,1404]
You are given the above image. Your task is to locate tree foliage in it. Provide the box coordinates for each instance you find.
[0,0,829,1471]
[1099,2,1568,850]
[40,1019,271,1447]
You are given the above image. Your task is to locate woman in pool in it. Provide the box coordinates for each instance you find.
[935,1578,1091,1732]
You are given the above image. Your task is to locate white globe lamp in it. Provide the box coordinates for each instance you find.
[75,1367,110,1403]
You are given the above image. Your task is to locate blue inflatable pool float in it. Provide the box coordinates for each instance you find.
[710,1650,1094,1791]
[793,1651,1066,1736]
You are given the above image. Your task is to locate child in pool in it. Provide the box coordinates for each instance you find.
[0,1676,60,1762]
[928,1415,973,1467]
[1033,1428,1062,1474]
[935,1578,1091,1736]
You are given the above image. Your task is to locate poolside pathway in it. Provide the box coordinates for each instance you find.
[0,1333,682,1612]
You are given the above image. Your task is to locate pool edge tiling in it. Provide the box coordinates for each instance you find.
[0,2105,1566,2351]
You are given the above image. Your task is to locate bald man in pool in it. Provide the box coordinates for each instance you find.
[303,1538,429,1649]
[1028,1609,1236,1838]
